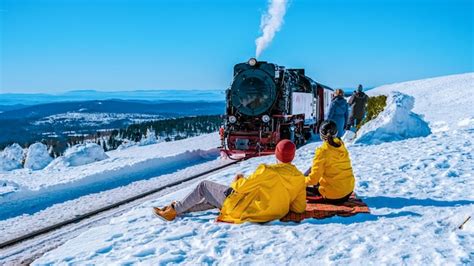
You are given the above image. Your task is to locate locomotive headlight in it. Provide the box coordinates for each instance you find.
[228,115,237,124]
[262,115,270,123]
[248,58,257,67]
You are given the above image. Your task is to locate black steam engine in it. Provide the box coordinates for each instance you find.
[221,58,334,158]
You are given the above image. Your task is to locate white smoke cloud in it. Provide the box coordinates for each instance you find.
[255,0,288,58]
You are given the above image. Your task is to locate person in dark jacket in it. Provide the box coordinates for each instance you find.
[327,89,348,138]
[347,84,369,129]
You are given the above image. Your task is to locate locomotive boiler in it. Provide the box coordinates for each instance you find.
[221,58,333,158]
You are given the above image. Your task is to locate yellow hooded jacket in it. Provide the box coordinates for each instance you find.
[306,139,355,199]
[217,163,306,224]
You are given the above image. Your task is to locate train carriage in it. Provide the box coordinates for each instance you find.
[221,58,333,158]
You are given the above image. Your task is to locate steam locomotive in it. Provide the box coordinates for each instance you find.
[221,58,334,158]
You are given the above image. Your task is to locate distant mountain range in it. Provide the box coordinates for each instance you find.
[0,98,225,148]
[0,89,225,107]
[0,99,224,120]
[0,88,372,109]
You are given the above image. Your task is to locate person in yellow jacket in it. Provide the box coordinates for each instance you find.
[153,140,306,223]
[305,120,355,204]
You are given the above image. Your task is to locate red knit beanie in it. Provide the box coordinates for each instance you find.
[275,139,296,163]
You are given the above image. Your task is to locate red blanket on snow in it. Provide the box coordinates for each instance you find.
[280,193,370,222]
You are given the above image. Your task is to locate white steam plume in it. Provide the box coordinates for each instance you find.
[255,0,288,58]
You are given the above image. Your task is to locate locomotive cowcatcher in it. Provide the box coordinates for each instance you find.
[221,58,334,158]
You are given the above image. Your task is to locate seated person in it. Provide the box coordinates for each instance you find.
[305,120,355,204]
[153,140,307,223]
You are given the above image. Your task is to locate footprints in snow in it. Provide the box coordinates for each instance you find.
[163,229,197,241]
[133,247,156,258]
[105,233,123,242]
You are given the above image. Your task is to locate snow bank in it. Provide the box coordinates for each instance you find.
[0,144,24,171]
[24,143,52,170]
[117,140,136,150]
[341,130,356,143]
[355,91,431,145]
[48,143,109,168]
[368,72,474,131]
[0,180,18,196]
[0,133,220,219]
[0,133,220,192]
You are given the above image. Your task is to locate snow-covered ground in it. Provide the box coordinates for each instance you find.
[367,73,474,131]
[47,143,109,168]
[0,157,233,247]
[0,133,220,220]
[0,144,24,172]
[23,73,473,264]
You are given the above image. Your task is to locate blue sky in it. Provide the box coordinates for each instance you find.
[1,0,472,93]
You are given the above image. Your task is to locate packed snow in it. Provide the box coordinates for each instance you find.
[0,133,219,192]
[0,133,220,220]
[23,143,53,170]
[47,143,109,168]
[0,157,232,246]
[33,129,474,265]
[367,72,474,131]
[354,91,431,144]
[23,73,473,265]
[0,143,24,172]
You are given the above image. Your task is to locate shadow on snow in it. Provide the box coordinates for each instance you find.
[361,196,474,209]
[177,196,473,226]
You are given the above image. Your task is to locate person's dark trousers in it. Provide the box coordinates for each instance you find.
[304,168,352,204]
[306,186,352,204]
[347,116,363,129]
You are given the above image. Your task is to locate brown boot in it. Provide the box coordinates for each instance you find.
[153,204,177,221]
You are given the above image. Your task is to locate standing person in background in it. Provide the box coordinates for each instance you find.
[347,84,369,129]
[327,89,348,138]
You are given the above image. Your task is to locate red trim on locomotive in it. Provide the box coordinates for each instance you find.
[222,114,308,158]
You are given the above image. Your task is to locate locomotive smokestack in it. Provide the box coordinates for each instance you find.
[248,58,257,66]
[255,0,288,58]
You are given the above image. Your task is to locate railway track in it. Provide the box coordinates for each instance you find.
[0,158,244,264]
